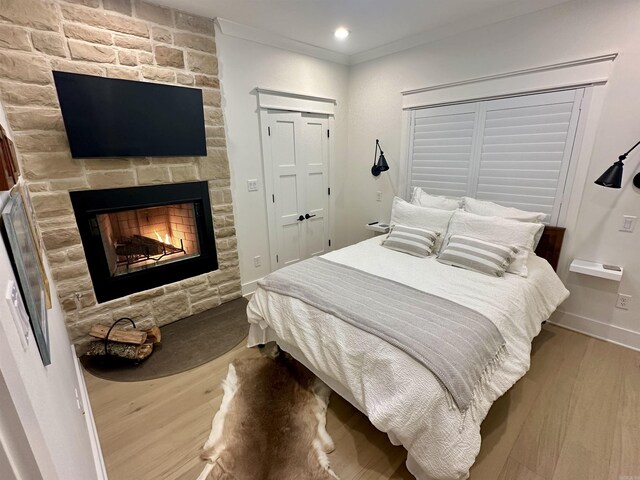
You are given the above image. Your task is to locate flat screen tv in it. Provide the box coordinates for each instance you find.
[53,71,207,158]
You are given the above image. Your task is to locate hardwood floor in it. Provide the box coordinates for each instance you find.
[83,324,640,480]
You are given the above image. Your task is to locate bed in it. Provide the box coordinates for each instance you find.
[246,226,569,480]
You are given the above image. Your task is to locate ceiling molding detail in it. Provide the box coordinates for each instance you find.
[215,18,350,66]
[349,0,574,65]
[213,0,575,66]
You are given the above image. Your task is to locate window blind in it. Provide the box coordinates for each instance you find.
[410,103,478,197]
[408,89,584,225]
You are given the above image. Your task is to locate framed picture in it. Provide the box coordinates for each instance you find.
[0,124,19,191]
[1,193,50,365]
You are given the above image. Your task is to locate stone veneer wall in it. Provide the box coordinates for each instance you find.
[0,0,241,346]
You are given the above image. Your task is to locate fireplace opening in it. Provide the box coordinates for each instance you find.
[71,182,218,303]
[97,203,201,277]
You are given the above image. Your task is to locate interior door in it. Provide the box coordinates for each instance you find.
[299,113,330,258]
[266,110,330,269]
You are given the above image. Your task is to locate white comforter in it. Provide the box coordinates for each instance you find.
[246,237,569,480]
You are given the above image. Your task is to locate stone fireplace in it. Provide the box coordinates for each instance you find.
[71,182,218,302]
[0,0,241,346]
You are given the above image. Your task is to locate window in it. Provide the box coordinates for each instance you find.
[407,89,584,225]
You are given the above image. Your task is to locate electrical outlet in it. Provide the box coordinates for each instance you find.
[253,256,261,267]
[620,215,637,233]
[616,294,631,310]
[376,191,382,202]
[247,179,258,192]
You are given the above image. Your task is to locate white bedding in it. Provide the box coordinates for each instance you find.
[246,236,569,480]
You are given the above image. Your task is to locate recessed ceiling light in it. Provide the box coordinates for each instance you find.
[334,27,350,40]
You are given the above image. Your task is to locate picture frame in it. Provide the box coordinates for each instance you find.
[0,124,19,191]
[1,193,50,365]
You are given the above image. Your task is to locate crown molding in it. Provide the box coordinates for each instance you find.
[349,0,573,65]
[216,0,574,66]
[215,18,350,66]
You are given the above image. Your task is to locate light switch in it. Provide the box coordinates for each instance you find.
[5,280,30,350]
[247,179,258,192]
[620,215,637,233]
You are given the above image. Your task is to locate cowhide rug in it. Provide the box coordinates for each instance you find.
[197,352,339,480]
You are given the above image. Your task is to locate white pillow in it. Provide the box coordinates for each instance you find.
[390,197,454,253]
[444,210,544,277]
[463,197,546,223]
[411,187,461,211]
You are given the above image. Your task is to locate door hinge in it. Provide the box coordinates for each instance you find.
[327,129,330,138]
[272,194,275,203]
[276,254,279,263]
[328,239,331,247]
[268,126,271,136]
[328,187,331,196]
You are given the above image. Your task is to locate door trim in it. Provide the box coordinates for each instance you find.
[256,88,337,115]
[258,94,335,273]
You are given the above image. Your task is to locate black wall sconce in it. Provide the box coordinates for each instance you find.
[595,138,640,189]
[371,139,389,176]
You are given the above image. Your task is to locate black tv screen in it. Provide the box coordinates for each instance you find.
[53,71,207,158]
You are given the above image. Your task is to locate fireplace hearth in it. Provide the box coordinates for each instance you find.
[71,182,218,303]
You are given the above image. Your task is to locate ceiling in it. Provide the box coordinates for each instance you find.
[154,0,571,63]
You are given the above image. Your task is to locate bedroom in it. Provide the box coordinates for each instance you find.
[0,0,638,479]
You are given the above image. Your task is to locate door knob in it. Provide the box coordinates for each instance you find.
[297,215,305,222]
[305,213,316,219]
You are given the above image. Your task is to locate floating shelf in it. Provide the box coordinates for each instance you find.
[365,222,390,234]
[569,259,623,282]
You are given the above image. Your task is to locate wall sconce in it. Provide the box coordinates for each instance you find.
[595,138,640,188]
[371,139,389,176]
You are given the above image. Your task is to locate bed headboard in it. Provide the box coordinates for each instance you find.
[534,226,565,271]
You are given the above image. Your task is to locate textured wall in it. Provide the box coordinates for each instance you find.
[0,0,240,346]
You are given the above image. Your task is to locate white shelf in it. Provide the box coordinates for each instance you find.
[569,259,623,282]
[365,222,390,234]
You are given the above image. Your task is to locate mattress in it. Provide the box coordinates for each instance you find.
[247,236,569,479]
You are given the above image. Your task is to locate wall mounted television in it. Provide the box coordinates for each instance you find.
[53,71,207,158]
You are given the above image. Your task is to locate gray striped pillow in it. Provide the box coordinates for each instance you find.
[437,235,518,277]
[382,225,439,257]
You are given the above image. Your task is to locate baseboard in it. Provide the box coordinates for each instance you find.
[71,346,108,480]
[548,310,640,352]
[241,279,260,296]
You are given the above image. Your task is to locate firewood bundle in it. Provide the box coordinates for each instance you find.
[85,324,162,361]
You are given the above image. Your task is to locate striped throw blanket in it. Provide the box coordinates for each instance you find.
[258,257,506,411]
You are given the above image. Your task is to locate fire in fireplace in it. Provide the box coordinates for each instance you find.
[97,203,201,277]
[71,182,218,302]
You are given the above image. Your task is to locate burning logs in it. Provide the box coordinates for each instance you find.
[115,234,170,257]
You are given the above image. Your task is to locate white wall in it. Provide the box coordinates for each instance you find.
[215,28,350,293]
[346,0,640,348]
[0,101,102,479]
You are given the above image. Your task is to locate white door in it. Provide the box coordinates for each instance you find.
[265,110,330,269]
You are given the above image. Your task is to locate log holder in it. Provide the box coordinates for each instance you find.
[103,317,136,360]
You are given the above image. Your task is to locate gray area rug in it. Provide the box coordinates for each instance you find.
[81,297,249,382]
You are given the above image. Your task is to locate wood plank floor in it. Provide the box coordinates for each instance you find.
[83,324,640,480]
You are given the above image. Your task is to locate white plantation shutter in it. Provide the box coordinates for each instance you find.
[408,89,584,225]
[410,103,478,197]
